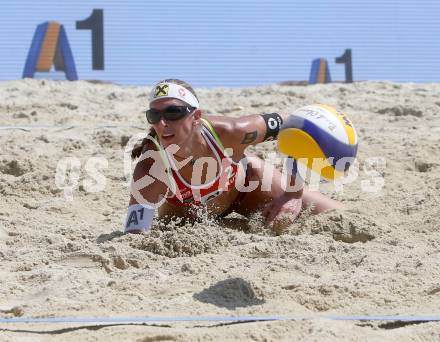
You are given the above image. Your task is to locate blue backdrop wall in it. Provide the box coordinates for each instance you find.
[0,0,439,87]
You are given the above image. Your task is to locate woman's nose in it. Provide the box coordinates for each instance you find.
[157,118,168,127]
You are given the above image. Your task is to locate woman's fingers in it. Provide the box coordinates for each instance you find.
[272,198,302,224]
[266,211,277,223]
[262,197,302,225]
[265,204,281,223]
[273,207,290,222]
[261,202,272,219]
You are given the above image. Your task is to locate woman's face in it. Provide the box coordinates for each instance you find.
[150,98,200,148]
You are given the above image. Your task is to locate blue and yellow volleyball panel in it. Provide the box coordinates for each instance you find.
[22,21,78,80]
[308,58,332,84]
[278,104,358,180]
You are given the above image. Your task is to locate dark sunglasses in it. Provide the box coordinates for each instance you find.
[146,105,196,124]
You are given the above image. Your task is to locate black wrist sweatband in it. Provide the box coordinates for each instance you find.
[261,112,283,141]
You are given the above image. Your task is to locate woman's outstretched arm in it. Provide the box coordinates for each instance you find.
[208,112,285,149]
[125,148,169,233]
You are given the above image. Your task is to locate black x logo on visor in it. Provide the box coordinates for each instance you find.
[155,84,168,97]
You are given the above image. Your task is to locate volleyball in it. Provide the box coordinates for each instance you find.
[278,104,358,181]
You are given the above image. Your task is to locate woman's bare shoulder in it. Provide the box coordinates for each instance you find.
[129,146,169,206]
[205,115,235,133]
[205,116,243,148]
[132,145,166,181]
[205,114,262,148]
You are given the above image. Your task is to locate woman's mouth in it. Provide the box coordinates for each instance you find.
[161,133,175,140]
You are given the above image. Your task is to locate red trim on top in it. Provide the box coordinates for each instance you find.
[166,127,239,207]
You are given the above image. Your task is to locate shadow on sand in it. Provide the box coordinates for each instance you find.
[96,231,124,244]
[193,278,265,310]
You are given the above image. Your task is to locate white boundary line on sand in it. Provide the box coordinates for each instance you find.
[0,124,146,132]
[1,314,440,324]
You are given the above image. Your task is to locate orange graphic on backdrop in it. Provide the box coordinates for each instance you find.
[36,22,60,72]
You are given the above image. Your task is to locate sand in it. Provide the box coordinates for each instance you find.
[0,79,439,341]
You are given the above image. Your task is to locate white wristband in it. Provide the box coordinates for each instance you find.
[124,204,155,232]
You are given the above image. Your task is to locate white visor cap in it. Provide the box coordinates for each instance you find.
[149,82,199,108]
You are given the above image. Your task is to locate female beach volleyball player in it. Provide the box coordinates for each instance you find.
[125,79,342,233]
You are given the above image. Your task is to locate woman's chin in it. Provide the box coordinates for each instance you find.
[160,134,178,147]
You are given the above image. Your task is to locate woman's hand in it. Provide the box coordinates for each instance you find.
[262,194,302,234]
